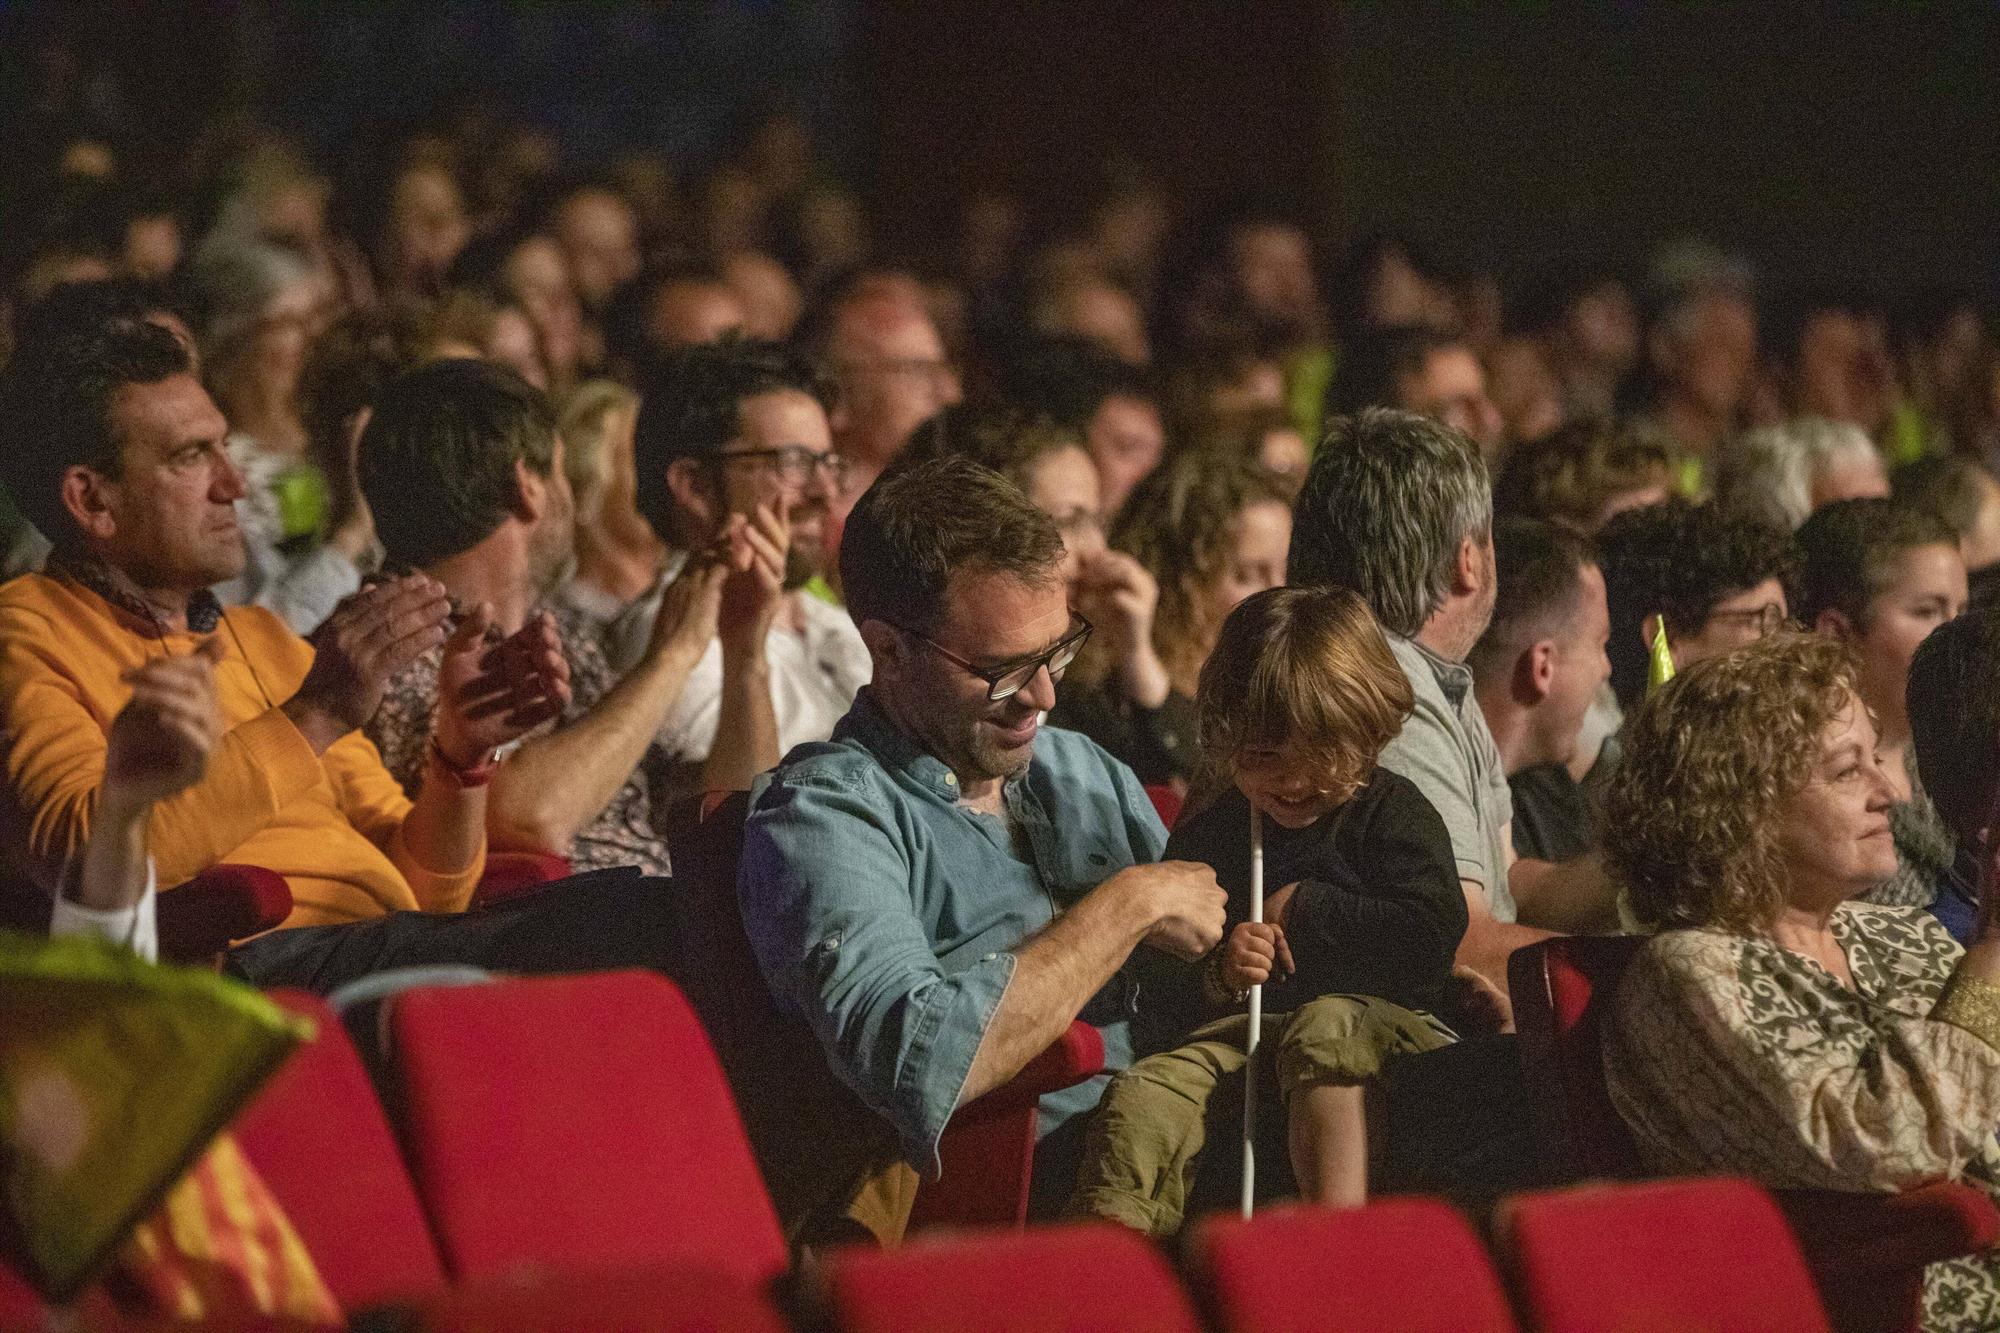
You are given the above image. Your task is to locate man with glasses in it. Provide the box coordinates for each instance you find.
[740,455,1226,1243]
[621,336,872,810]
[798,274,963,571]
[1597,498,1799,716]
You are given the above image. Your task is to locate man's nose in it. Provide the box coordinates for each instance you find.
[1019,662,1059,713]
[214,452,247,502]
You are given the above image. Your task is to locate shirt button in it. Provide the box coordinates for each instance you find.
[982,953,997,962]
[944,774,957,786]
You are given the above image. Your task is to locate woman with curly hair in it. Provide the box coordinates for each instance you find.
[1602,632,2000,1331]
[1051,448,1292,786]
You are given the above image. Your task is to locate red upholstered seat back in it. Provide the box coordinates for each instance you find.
[231,989,448,1310]
[1508,935,1648,1181]
[825,1223,1202,1333]
[401,1263,788,1332]
[388,969,787,1285]
[1143,783,1183,830]
[1504,1178,1833,1333]
[1194,1200,1518,1333]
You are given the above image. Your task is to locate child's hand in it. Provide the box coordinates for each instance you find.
[1218,920,1294,992]
[1449,964,1514,1034]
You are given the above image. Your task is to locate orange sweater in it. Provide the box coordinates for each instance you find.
[0,572,483,927]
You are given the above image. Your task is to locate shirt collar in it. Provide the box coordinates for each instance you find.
[1397,632,1474,708]
[48,548,223,634]
[836,687,991,801]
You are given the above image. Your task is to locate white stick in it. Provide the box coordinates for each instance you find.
[1241,802,1264,1218]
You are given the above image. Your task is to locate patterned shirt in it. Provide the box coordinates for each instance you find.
[1604,906,2000,1331]
[364,601,671,878]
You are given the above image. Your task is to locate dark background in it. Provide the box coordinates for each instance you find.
[6,1,1995,298]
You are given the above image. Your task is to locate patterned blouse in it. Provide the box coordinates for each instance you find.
[364,601,672,878]
[1604,906,2000,1331]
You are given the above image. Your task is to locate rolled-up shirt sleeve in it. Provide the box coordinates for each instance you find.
[741,771,1016,1176]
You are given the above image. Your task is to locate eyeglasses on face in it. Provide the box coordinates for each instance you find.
[1702,602,1787,636]
[716,446,850,489]
[892,615,1093,702]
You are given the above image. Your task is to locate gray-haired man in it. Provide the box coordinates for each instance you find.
[1289,409,1612,993]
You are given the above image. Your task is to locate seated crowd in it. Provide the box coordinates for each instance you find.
[8,100,2000,1332]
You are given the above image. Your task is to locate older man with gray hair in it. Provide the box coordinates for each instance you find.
[1714,416,1888,532]
[1289,409,1612,994]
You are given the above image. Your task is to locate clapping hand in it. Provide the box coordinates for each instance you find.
[431,604,573,768]
[104,637,226,814]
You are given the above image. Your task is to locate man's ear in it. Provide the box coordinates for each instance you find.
[1815,607,1854,642]
[1515,639,1557,705]
[665,457,717,531]
[858,617,903,680]
[1452,532,1482,596]
[60,465,118,543]
[511,457,546,524]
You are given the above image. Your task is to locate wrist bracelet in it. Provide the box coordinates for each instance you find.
[428,736,498,788]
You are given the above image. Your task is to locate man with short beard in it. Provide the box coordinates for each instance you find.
[618,337,870,810]
[740,456,1226,1243]
[359,358,783,876]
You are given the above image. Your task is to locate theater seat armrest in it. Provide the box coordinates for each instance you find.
[158,864,292,962]
[1778,1181,2000,1276]
[960,1021,1107,1117]
[473,850,573,906]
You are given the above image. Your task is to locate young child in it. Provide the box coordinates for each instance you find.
[1072,585,1487,1234]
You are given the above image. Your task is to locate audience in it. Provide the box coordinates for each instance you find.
[1331,325,1505,466]
[1714,416,1888,533]
[1056,449,1291,788]
[5,53,2000,1288]
[554,378,662,626]
[1080,585,1529,1232]
[1289,409,1612,987]
[1602,632,2000,1330]
[1908,607,2000,944]
[1492,418,1674,534]
[1468,519,1612,865]
[622,337,867,809]
[1596,499,1797,713]
[1793,499,1968,913]
[740,456,1225,1239]
[357,358,727,878]
[999,337,1166,518]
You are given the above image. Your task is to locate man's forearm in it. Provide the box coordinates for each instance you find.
[72,795,151,911]
[488,637,704,850]
[1510,851,1620,934]
[959,881,1149,1104]
[701,649,779,794]
[1455,879,1555,999]
[402,768,489,880]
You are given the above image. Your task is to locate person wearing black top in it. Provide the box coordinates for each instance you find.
[1073,586,1535,1236]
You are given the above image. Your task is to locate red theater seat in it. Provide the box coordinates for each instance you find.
[1502,1177,1831,1333]
[1192,1200,1519,1333]
[1144,783,1183,830]
[1510,937,2000,1333]
[0,862,293,964]
[395,1264,788,1333]
[470,850,573,906]
[232,989,448,1311]
[823,1223,1202,1333]
[671,789,1105,1235]
[387,969,788,1285]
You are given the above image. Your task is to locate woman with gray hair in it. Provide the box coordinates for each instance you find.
[1714,415,1888,531]
[194,234,374,633]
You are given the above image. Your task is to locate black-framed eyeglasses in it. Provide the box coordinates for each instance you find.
[893,615,1093,702]
[716,446,849,490]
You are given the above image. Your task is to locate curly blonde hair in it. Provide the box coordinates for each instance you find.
[1191,586,1415,813]
[1603,632,1863,933]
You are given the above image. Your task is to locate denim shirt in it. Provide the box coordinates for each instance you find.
[740,688,1166,1175]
